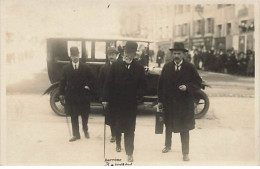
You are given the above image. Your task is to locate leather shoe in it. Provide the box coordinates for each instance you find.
[116,145,121,152]
[162,147,171,153]
[84,131,90,139]
[69,136,80,142]
[110,136,116,143]
[128,155,133,162]
[183,154,190,161]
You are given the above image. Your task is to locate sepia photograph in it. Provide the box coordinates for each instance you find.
[2,0,259,166]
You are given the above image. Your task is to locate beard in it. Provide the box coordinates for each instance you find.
[123,57,133,64]
[174,57,181,62]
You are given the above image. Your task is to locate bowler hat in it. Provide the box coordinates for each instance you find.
[169,42,188,52]
[70,46,79,56]
[107,47,119,55]
[125,41,138,53]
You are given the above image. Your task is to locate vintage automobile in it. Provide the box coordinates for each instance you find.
[43,37,209,119]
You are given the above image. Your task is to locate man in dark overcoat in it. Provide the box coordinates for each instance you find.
[102,41,146,162]
[98,47,119,143]
[156,46,165,67]
[157,42,202,161]
[59,47,95,142]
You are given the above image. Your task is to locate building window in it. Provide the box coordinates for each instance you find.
[175,6,178,15]
[185,5,190,12]
[195,20,202,35]
[217,24,222,37]
[217,4,223,8]
[207,18,214,33]
[239,20,247,33]
[182,23,188,36]
[226,23,231,35]
[160,27,162,39]
[248,21,254,31]
[178,25,182,36]
[179,5,183,14]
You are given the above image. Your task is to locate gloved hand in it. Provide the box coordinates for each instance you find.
[59,95,65,105]
[102,102,108,116]
[102,102,108,110]
[157,102,164,122]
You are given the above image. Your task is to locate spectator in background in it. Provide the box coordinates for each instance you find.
[214,50,222,72]
[156,46,165,67]
[220,50,227,73]
[193,49,200,70]
[225,49,237,74]
[240,52,248,76]
[246,51,254,77]
[140,47,149,67]
[149,49,155,62]
[236,52,243,75]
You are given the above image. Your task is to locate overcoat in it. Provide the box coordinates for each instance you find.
[98,61,115,126]
[59,61,95,115]
[158,60,202,133]
[103,59,146,133]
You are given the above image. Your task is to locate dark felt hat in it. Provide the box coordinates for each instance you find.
[125,41,138,53]
[70,46,79,56]
[169,42,188,52]
[107,47,119,55]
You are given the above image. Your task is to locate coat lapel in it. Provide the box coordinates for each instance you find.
[175,60,186,82]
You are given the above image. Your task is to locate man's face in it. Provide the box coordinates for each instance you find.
[70,54,79,63]
[124,51,136,63]
[171,50,184,64]
[108,53,117,63]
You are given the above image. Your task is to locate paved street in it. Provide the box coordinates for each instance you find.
[5,66,258,166]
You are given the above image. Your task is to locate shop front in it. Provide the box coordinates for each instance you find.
[191,37,213,50]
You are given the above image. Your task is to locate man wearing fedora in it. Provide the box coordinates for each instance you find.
[59,46,95,142]
[102,41,146,162]
[157,42,202,161]
[98,46,119,143]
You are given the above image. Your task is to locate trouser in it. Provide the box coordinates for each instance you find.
[165,127,189,155]
[69,105,89,137]
[110,125,116,137]
[116,130,135,155]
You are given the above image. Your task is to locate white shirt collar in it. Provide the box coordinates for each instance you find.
[174,59,183,66]
[72,62,79,69]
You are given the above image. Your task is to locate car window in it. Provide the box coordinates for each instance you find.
[67,41,82,58]
[95,42,106,59]
[85,41,91,58]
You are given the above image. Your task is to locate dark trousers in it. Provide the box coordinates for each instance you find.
[110,125,116,137]
[116,131,135,155]
[68,105,89,137]
[165,127,189,155]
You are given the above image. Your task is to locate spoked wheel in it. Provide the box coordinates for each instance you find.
[194,90,209,119]
[50,88,66,116]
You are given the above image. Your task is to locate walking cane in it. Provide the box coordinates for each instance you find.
[65,113,72,137]
[102,105,107,158]
[61,96,71,137]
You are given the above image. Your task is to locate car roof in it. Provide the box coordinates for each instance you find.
[47,36,152,43]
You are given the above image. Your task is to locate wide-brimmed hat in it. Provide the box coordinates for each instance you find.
[169,42,188,52]
[70,46,80,56]
[125,41,138,53]
[107,47,119,55]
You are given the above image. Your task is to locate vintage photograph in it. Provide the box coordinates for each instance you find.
[2,0,259,166]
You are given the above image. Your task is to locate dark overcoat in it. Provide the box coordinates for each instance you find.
[158,60,202,133]
[98,62,114,126]
[59,61,95,115]
[103,59,146,133]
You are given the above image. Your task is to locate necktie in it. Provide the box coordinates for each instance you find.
[176,65,180,71]
[74,64,77,70]
[125,62,130,69]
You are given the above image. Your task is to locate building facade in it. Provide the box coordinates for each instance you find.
[173,4,255,52]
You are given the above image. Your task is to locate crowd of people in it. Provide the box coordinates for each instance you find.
[191,48,255,77]
[155,47,255,77]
